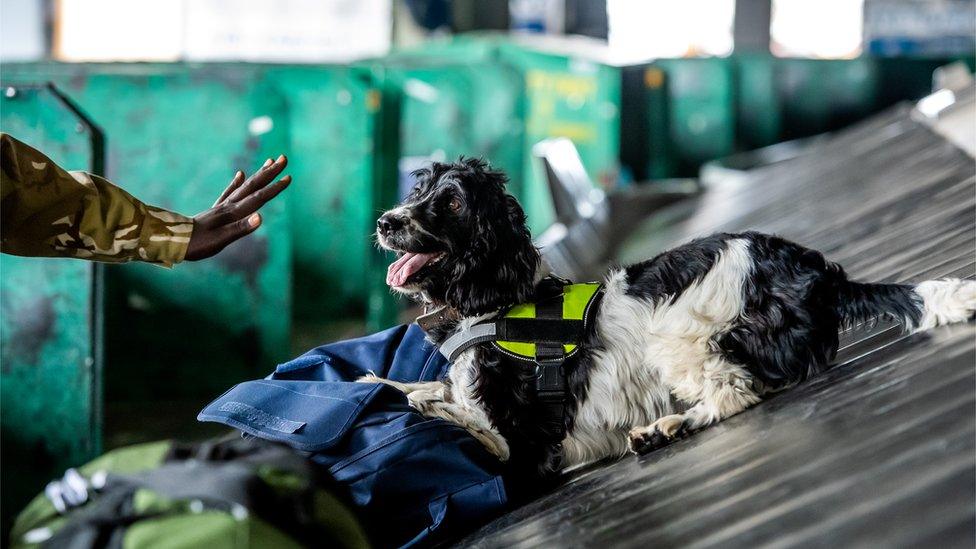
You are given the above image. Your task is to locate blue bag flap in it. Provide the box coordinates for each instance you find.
[276,324,450,384]
[198,379,395,452]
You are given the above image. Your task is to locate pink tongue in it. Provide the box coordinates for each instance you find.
[386,252,438,287]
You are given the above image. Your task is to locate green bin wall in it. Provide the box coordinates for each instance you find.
[1,63,292,403]
[623,54,975,180]
[393,62,524,187]
[0,83,103,534]
[654,58,736,177]
[775,58,878,141]
[383,36,621,235]
[262,66,381,321]
[496,43,620,233]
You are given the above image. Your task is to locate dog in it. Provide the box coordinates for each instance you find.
[366,157,976,478]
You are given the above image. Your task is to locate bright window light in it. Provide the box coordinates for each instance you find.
[607,0,735,62]
[771,0,864,59]
[54,0,392,63]
[183,0,392,62]
[56,0,184,61]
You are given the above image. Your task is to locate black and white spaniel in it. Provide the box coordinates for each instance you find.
[366,157,976,478]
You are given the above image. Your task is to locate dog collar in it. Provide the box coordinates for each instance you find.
[416,305,461,333]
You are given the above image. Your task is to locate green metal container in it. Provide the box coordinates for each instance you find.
[775,58,878,140]
[653,58,736,177]
[0,83,104,533]
[260,66,381,322]
[380,35,621,235]
[733,54,781,150]
[495,42,621,232]
[0,64,293,402]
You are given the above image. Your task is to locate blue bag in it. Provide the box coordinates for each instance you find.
[199,324,509,548]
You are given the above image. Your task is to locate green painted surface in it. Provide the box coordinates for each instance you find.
[381,36,621,235]
[261,66,380,321]
[625,54,975,179]
[0,84,102,533]
[496,43,621,233]
[363,65,405,332]
[734,55,781,150]
[1,64,293,401]
[655,58,736,175]
[775,58,878,141]
[624,58,736,179]
[393,62,524,183]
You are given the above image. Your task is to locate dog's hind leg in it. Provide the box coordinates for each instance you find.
[627,357,761,455]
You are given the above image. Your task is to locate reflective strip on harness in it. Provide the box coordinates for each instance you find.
[439,323,498,362]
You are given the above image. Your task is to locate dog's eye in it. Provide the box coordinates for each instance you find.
[448,197,463,213]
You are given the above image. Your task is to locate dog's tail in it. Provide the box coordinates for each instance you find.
[836,278,976,331]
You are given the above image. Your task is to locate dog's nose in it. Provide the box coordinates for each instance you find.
[377,213,406,236]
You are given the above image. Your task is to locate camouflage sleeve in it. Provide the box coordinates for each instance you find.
[0,133,192,267]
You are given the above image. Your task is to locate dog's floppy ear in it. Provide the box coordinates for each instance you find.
[445,175,539,316]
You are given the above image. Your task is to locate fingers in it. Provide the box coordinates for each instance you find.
[226,175,292,220]
[226,154,287,203]
[205,175,291,226]
[213,170,246,207]
[187,155,290,260]
[208,213,263,254]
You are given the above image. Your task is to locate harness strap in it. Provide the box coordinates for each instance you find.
[533,278,568,445]
[496,318,583,343]
[440,323,498,362]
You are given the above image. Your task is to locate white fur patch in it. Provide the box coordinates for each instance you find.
[914,278,976,330]
[564,239,759,466]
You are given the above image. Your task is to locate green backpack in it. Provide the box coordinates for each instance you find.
[10,436,369,549]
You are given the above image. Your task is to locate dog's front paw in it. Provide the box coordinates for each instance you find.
[472,430,510,462]
[628,415,689,455]
[356,373,381,384]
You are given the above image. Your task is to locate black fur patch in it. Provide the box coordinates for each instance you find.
[715,232,847,388]
[471,323,603,479]
[714,232,922,390]
[394,158,540,317]
[623,233,732,303]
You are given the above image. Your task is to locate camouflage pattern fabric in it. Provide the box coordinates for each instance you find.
[0,133,191,267]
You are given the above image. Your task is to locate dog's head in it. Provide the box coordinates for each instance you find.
[376,157,540,316]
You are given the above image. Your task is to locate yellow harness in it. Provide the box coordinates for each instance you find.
[492,283,603,361]
[435,276,604,448]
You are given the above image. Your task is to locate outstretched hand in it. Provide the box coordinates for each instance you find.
[184,155,292,261]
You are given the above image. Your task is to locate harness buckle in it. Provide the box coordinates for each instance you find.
[534,357,566,398]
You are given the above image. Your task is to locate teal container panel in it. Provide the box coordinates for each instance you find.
[496,43,621,234]
[361,65,404,332]
[0,84,102,531]
[776,58,879,140]
[395,63,524,177]
[262,66,379,321]
[734,55,781,150]
[3,65,293,401]
[654,58,736,176]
